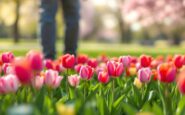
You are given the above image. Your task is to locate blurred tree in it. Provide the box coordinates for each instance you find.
[123,0,185,45]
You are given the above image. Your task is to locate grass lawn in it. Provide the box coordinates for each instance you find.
[0,38,184,57]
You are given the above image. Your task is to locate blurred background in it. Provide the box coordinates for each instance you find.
[0,0,185,56]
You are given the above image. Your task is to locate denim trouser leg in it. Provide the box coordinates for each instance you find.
[61,0,80,56]
[40,0,57,59]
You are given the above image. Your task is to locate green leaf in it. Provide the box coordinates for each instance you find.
[122,103,137,115]
[113,95,125,108]
[176,96,185,115]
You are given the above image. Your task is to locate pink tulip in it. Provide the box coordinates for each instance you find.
[1,52,14,63]
[138,68,152,83]
[107,61,124,77]
[119,56,132,67]
[79,65,94,80]
[0,74,19,94]
[26,51,43,71]
[44,69,63,89]
[44,59,54,69]
[2,63,14,75]
[32,76,44,90]
[68,75,80,87]
[98,71,109,84]
[74,64,83,73]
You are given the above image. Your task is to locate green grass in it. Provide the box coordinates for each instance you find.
[0,38,184,57]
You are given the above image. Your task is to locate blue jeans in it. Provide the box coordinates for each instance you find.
[39,0,80,59]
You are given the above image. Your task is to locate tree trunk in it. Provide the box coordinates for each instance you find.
[13,0,20,43]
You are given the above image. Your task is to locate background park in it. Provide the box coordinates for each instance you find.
[1,0,185,115]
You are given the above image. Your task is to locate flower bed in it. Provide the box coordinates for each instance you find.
[0,51,185,115]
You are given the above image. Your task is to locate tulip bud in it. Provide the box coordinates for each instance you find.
[77,54,88,64]
[68,75,80,87]
[87,58,98,68]
[107,61,124,77]
[14,58,33,85]
[61,54,75,69]
[98,71,109,84]
[79,65,94,80]
[44,69,63,89]
[32,76,44,90]
[26,51,43,71]
[1,52,14,63]
[119,56,132,67]
[173,55,184,69]
[157,63,176,83]
[133,78,142,89]
[138,68,152,83]
[140,55,152,67]
[44,59,54,69]
[177,70,185,94]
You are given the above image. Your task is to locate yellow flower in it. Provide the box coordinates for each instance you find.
[133,78,142,89]
[56,103,75,115]
[129,67,137,76]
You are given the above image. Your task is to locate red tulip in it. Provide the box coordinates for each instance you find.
[61,54,75,69]
[1,52,14,63]
[177,70,185,94]
[87,58,98,68]
[68,75,80,87]
[13,58,33,84]
[173,55,184,69]
[140,55,152,67]
[138,68,152,83]
[157,63,176,83]
[77,54,88,64]
[119,56,132,67]
[44,59,54,69]
[79,65,94,80]
[98,71,109,84]
[107,61,124,77]
[26,51,43,71]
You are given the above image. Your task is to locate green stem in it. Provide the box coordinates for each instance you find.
[112,79,115,102]
[83,80,86,102]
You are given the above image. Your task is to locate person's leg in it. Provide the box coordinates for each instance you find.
[39,0,58,59]
[61,0,80,56]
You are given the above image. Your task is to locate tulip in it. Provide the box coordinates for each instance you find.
[44,69,63,89]
[68,75,80,87]
[0,74,19,94]
[32,76,44,90]
[87,58,98,68]
[61,54,75,69]
[140,55,152,67]
[26,51,43,71]
[177,70,185,94]
[138,68,152,83]
[14,58,33,84]
[44,59,54,69]
[2,63,14,75]
[77,54,88,64]
[79,65,94,80]
[119,56,132,67]
[157,63,176,83]
[133,78,142,89]
[107,61,124,77]
[98,71,109,84]
[1,52,14,63]
[173,55,184,69]
[74,64,82,73]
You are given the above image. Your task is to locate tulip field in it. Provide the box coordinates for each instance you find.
[1,50,185,115]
